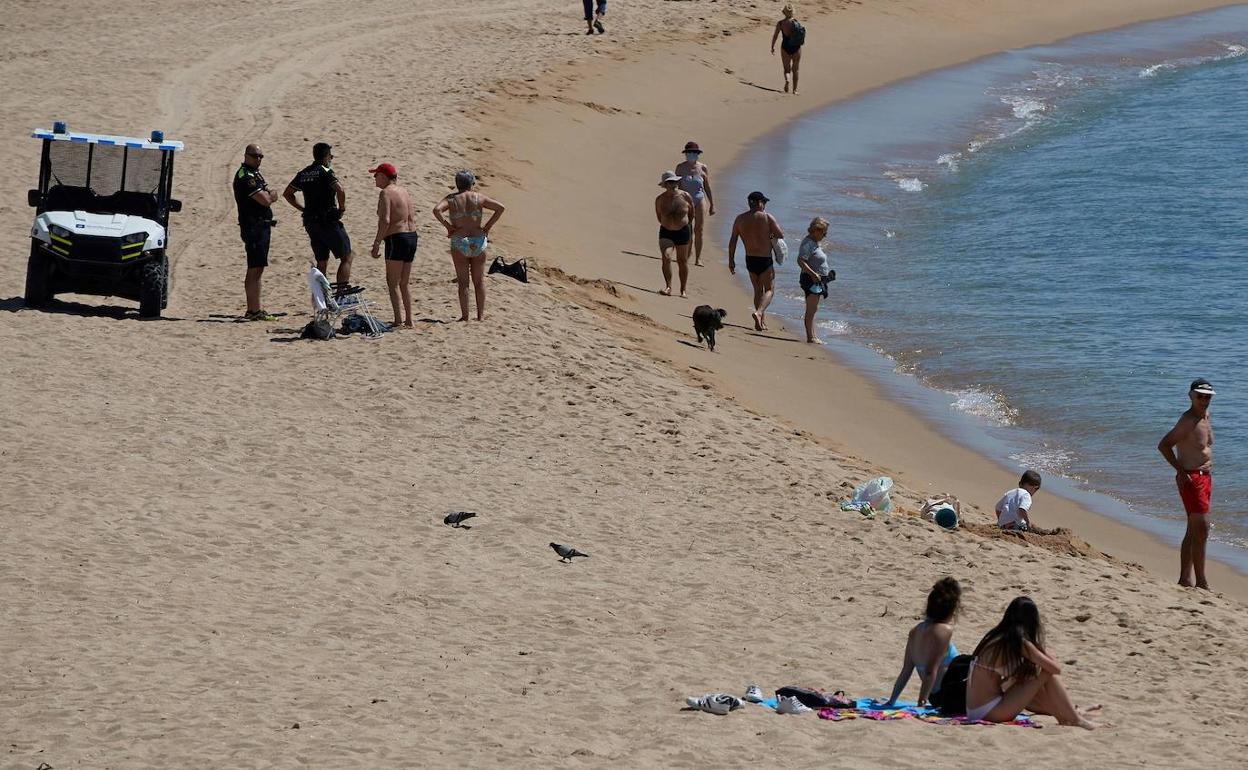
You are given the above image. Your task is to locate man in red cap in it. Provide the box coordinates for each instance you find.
[369,162,418,328]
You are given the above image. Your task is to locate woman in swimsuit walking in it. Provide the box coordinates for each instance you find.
[433,170,505,321]
[875,577,962,708]
[963,596,1101,728]
[674,141,715,267]
[770,4,804,94]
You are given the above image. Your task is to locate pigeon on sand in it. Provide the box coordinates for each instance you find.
[550,543,589,562]
[444,511,477,528]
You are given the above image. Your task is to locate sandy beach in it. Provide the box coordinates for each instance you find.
[2,0,1246,766]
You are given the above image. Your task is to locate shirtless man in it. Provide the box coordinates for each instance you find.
[728,191,783,330]
[369,162,418,328]
[1157,378,1216,589]
[655,171,695,297]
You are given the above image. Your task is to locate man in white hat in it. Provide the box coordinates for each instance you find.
[655,171,695,297]
[1157,377,1216,589]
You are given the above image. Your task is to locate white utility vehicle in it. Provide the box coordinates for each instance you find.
[25,121,183,318]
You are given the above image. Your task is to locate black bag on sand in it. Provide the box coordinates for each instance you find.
[300,317,335,340]
[489,256,528,283]
[776,686,854,710]
[931,654,974,716]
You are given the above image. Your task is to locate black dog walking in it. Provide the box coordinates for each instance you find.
[692,305,727,351]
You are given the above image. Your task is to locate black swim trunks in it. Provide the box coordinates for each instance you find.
[800,272,825,296]
[781,39,801,55]
[239,221,271,269]
[384,231,419,263]
[304,219,352,262]
[658,224,692,247]
[745,254,774,275]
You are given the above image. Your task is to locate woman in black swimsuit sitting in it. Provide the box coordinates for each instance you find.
[770,3,804,94]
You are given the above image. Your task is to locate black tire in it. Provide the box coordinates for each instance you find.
[159,253,170,308]
[138,258,166,318]
[24,243,53,308]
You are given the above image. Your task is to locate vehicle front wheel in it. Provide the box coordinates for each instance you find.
[138,258,166,318]
[24,243,53,308]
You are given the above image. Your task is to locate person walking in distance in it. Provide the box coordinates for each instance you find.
[675,141,716,267]
[369,162,418,329]
[771,4,806,94]
[283,142,354,285]
[655,170,695,297]
[728,191,783,330]
[796,216,833,343]
[1158,378,1216,589]
[232,144,280,322]
[583,0,606,34]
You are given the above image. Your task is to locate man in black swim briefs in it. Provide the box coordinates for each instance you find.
[655,170,695,297]
[729,191,784,331]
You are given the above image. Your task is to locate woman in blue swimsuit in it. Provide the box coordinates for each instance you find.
[875,577,962,708]
[675,141,715,266]
[433,170,505,321]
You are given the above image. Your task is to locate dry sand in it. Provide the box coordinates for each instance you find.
[2,0,1246,767]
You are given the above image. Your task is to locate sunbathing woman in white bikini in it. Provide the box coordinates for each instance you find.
[963,596,1101,728]
[433,170,505,321]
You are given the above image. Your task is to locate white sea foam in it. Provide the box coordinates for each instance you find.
[936,152,961,171]
[1002,95,1047,120]
[1009,447,1075,474]
[1140,42,1248,78]
[816,319,850,335]
[1139,61,1177,78]
[895,177,926,192]
[884,230,896,238]
[948,387,1017,426]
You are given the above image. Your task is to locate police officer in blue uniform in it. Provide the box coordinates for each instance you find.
[283,142,354,285]
[233,143,280,321]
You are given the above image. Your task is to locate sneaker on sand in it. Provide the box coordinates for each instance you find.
[744,684,765,704]
[776,695,812,715]
[685,693,742,715]
[245,309,277,322]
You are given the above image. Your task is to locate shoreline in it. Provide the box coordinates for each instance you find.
[713,7,1248,574]
[486,0,1248,598]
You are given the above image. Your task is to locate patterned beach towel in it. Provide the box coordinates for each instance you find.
[817,698,1040,728]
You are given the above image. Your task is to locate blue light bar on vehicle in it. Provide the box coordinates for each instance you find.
[31,127,184,151]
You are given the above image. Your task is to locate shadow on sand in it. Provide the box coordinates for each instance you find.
[0,296,183,321]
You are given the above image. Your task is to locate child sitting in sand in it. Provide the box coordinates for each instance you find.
[995,470,1041,531]
[874,577,961,709]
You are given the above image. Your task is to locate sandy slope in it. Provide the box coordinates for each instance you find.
[1,0,1245,767]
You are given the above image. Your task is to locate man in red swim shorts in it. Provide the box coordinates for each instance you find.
[1157,378,1216,589]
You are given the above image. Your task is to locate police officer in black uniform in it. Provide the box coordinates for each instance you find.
[233,143,280,321]
[282,142,354,285]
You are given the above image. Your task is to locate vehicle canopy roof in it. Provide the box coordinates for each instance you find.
[32,128,183,152]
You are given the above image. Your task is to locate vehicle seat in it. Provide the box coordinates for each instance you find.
[103,190,160,220]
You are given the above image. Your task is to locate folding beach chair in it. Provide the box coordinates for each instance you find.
[305,264,387,337]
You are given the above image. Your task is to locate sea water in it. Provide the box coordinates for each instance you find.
[721,6,1248,570]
